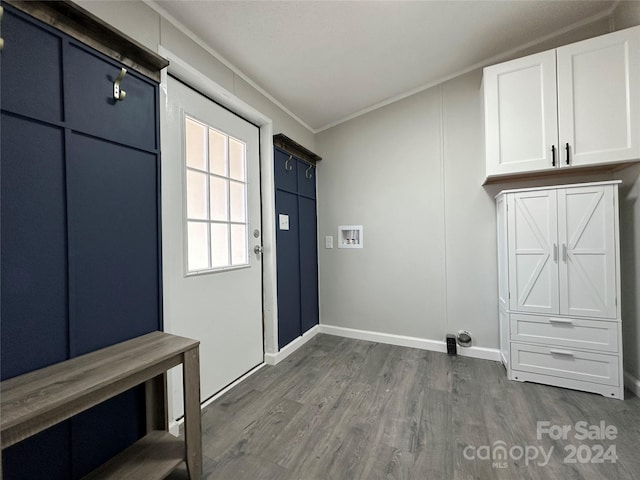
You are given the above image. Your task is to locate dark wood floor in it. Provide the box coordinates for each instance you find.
[168,334,640,480]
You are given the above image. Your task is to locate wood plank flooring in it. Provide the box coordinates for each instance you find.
[167,334,640,480]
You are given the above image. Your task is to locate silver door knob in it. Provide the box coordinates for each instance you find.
[254,245,264,255]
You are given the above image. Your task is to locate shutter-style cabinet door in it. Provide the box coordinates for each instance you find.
[507,189,559,314]
[557,185,618,318]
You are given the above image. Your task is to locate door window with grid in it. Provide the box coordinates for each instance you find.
[184,115,248,273]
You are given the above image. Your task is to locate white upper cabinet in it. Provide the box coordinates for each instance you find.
[484,26,640,181]
[557,28,640,167]
[484,51,559,176]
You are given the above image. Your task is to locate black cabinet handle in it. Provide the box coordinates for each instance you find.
[551,145,556,166]
[565,143,570,165]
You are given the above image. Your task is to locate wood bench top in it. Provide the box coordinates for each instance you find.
[1,331,199,439]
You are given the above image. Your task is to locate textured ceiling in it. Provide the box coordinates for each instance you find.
[153,0,615,132]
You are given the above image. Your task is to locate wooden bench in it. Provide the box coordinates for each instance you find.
[0,331,202,479]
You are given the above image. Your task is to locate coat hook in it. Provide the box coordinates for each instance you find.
[305,164,313,179]
[113,67,127,101]
[0,6,5,51]
[284,155,294,172]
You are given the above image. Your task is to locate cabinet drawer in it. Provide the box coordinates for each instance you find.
[510,313,618,353]
[510,342,619,386]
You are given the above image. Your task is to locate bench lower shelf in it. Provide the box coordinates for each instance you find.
[82,430,184,480]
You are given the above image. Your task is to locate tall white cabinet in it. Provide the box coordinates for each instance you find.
[496,181,624,399]
[484,26,640,180]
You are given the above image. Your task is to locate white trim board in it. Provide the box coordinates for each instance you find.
[624,371,640,398]
[318,324,501,362]
[265,325,320,365]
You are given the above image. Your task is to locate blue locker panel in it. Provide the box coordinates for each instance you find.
[296,160,316,199]
[0,9,63,123]
[66,132,160,354]
[2,423,71,480]
[64,43,157,150]
[276,190,302,348]
[71,389,146,478]
[0,114,68,379]
[66,132,157,476]
[274,148,298,193]
[0,115,72,480]
[299,197,319,333]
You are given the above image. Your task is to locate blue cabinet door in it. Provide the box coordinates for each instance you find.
[0,9,63,123]
[299,197,319,333]
[66,133,160,355]
[276,190,302,348]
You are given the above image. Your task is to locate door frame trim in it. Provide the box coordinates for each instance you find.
[158,46,279,357]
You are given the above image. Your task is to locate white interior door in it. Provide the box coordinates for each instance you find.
[557,185,617,319]
[162,76,264,420]
[507,190,559,314]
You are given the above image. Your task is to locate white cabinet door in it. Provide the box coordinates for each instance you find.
[557,26,640,167]
[496,194,509,311]
[557,185,617,318]
[484,50,559,176]
[507,190,559,314]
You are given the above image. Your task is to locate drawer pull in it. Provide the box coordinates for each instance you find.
[550,349,575,356]
[549,318,573,324]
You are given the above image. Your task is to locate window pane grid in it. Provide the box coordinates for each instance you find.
[185,115,248,274]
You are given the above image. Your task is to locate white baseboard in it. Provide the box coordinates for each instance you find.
[264,325,321,365]
[624,371,640,398]
[318,324,501,362]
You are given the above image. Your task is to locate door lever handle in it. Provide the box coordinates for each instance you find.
[562,243,567,262]
[553,244,558,262]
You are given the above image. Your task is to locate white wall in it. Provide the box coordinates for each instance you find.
[74,0,314,151]
[315,16,640,360]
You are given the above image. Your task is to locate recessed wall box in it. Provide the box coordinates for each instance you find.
[338,225,363,248]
